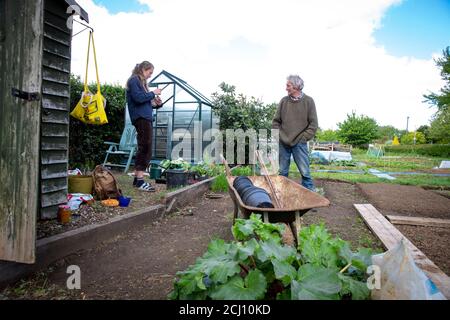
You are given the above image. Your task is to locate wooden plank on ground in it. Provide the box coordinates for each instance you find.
[386,215,450,228]
[354,204,399,250]
[355,203,450,300]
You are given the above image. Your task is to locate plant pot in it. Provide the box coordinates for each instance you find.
[233,176,254,194]
[150,167,162,179]
[241,186,274,208]
[68,175,93,194]
[118,195,132,207]
[166,169,188,189]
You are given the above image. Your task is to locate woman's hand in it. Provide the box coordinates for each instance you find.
[153,88,162,95]
[151,96,163,108]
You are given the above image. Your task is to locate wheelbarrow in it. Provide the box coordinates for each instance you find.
[223,155,330,245]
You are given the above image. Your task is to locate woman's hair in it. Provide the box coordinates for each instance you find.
[126,61,154,91]
[287,75,304,91]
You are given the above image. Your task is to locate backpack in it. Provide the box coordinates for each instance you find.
[92,165,122,200]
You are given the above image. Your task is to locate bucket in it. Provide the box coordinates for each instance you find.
[68,175,93,194]
[166,169,188,189]
[241,186,274,208]
[118,195,132,207]
[150,167,162,179]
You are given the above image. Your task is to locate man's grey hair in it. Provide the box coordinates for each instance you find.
[287,75,304,91]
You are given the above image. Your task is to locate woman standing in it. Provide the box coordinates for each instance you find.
[126,61,162,191]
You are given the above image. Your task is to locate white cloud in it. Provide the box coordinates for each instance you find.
[70,0,444,130]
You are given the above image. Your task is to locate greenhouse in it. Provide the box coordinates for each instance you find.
[147,70,217,163]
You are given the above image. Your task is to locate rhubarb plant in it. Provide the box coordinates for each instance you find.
[168,214,373,300]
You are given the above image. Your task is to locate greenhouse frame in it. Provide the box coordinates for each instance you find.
[147,70,217,163]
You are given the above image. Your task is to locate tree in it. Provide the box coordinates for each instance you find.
[377,125,401,143]
[211,83,277,163]
[428,109,450,143]
[211,82,276,131]
[416,125,430,143]
[423,46,450,112]
[337,111,379,148]
[400,132,426,145]
[315,128,339,142]
[423,47,450,144]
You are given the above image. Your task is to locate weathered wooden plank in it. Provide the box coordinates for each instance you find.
[0,0,43,264]
[43,26,70,47]
[43,36,70,59]
[42,66,69,85]
[42,80,70,97]
[39,205,60,220]
[41,137,68,150]
[386,215,450,228]
[41,190,67,208]
[41,163,68,180]
[43,8,67,25]
[41,123,69,138]
[42,52,70,72]
[42,94,69,111]
[355,204,450,299]
[41,108,69,124]
[44,1,70,20]
[354,204,399,250]
[40,150,68,165]
[41,177,67,193]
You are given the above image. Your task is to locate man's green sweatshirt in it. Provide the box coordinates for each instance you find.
[272,94,318,147]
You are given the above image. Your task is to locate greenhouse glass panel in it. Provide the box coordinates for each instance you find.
[156,96,174,112]
[175,102,198,111]
[175,85,196,102]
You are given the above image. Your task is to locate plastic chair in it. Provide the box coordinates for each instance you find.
[103,123,137,173]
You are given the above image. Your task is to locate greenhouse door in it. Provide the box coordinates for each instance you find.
[153,113,172,159]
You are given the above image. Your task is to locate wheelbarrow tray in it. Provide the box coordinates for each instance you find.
[227,175,330,224]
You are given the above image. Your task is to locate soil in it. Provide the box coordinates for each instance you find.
[3,179,450,300]
[396,225,450,276]
[37,179,168,239]
[302,180,384,251]
[357,183,450,219]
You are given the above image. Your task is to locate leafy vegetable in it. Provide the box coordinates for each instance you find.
[169,214,373,300]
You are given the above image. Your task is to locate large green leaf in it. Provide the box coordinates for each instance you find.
[291,267,341,300]
[236,238,259,261]
[338,273,371,300]
[255,238,297,263]
[210,270,267,300]
[232,219,256,241]
[272,259,297,286]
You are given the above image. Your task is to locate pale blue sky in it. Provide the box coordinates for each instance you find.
[92,0,150,14]
[374,0,450,59]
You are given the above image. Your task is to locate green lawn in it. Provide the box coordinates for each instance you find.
[303,148,450,188]
[306,171,450,189]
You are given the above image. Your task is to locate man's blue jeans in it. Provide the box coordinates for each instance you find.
[279,142,315,191]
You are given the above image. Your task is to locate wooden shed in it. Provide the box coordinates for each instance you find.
[0,0,89,263]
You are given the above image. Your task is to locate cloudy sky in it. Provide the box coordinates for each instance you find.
[69,0,450,131]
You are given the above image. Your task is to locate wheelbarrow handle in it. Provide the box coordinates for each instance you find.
[220,154,232,177]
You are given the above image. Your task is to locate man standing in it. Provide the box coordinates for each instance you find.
[272,75,318,191]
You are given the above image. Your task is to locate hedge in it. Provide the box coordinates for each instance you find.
[384,144,450,157]
[69,75,126,169]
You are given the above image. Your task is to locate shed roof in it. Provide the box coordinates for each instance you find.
[150,70,213,107]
